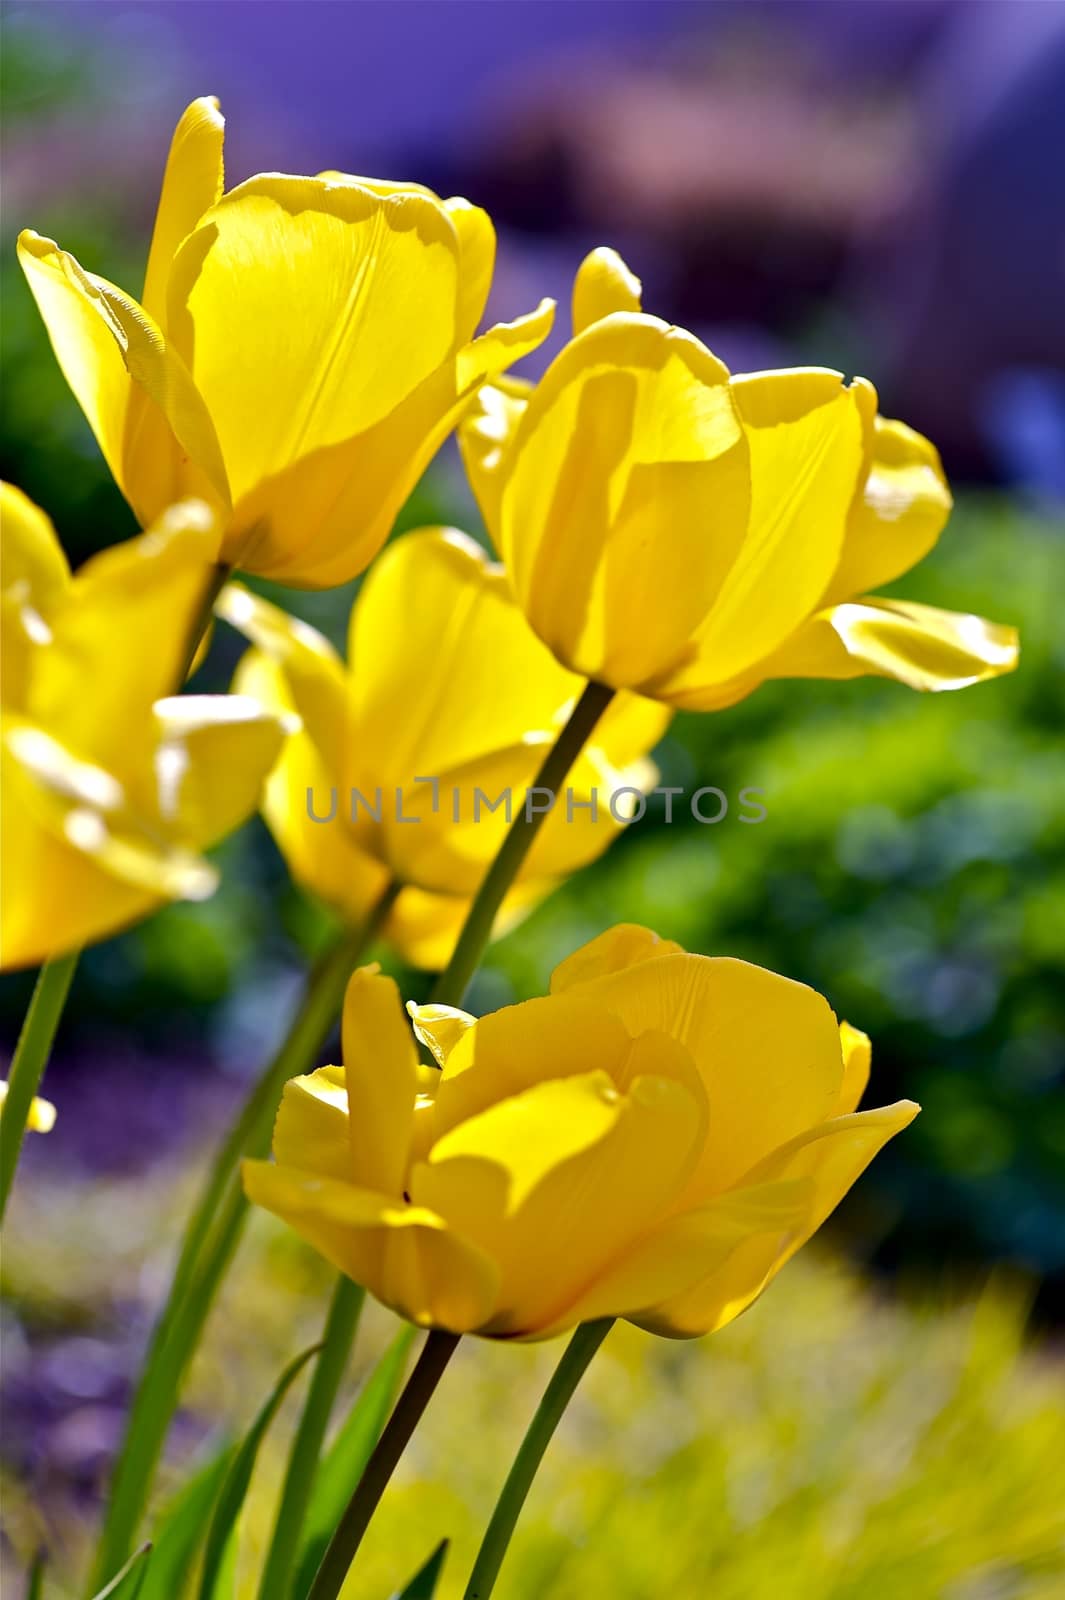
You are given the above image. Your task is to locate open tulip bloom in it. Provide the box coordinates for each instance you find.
[0,484,285,968]
[218,526,669,969]
[460,248,1019,706]
[17,97,554,588]
[245,924,917,1340]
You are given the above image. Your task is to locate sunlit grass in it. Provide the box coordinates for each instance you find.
[3,1160,1063,1597]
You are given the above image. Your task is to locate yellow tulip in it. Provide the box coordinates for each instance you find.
[244,923,917,1339]
[217,528,669,969]
[17,97,554,589]
[460,246,1018,706]
[0,1081,56,1133]
[1,484,286,969]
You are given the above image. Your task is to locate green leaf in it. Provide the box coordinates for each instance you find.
[136,1445,233,1600]
[27,1552,46,1600]
[391,1540,449,1599]
[88,1542,150,1599]
[257,1278,365,1600]
[292,1326,416,1598]
[90,926,366,1597]
[198,1343,322,1600]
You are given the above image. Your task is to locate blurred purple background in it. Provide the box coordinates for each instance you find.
[7,0,1065,488]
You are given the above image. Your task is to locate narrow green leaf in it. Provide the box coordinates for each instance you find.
[391,1540,449,1599]
[257,1278,365,1600]
[88,1542,150,1599]
[89,922,372,1598]
[198,1343,322,1600]
[27,1551,46,1600]
[136,1445,233,1600]
[292,1326,416,1598]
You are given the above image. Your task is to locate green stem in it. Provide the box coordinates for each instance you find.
[0,951,78,1224]
[178,561,232,683]
[257,1276,365,1600]
[463,1319,614,1600]
[430,679,615,1006]
[305,1331,460,1600]
[89,887,397,1595]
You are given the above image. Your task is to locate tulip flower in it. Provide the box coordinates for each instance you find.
[244,923,917,1339]
[1,484,286,968]
[460,247,1018,706]
[218,528,669,969]
[17,97,554,589]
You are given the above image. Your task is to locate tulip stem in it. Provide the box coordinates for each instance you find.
[0,951,78,1224]
[430,678,615,1005]
[463,1318,615,1600]
[179,561,233,681]
[305,1329,461,1600]
[88,883,399,1596]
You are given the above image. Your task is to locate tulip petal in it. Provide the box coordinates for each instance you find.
[314,169,495,338]
[230,647,396,927]
[373,729,652,897]
[17,232,229,522]
[383,880,549,974]
[412,1065,703,1335]
[220,363,461,586]
[432,991,632,1138]
[272,1064,352,1183]
[217,584,349,772]
[550,922,685,994]
[242,1161,499,1331]
[826,406,953,604]
[593,691,672,769]
[27,501,220,771]
[1,484,70,709]
[571,246,642,335]
[0,483,70,612]
[534,1178,813,1339]
[148,692,286,846]
[218,293,551,588]
[838,1021,871,1114]
[455,298,555,395]
[651,369,865,700]
[444,197,496,343]
[500,314,746,684]
[167,176,461,503]
[0,721,216,969]
[317,171,500,338]
[142,96,225,325]
[3,722,216,898]
[18,232,135,496]
[407,1003,477,1068]
[350,526,580,782]
[342,967,420,1198]
[458,376,532,549]
[563,952,845,1194]
[639,1102,919,1336]
[760,596,1020,692]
